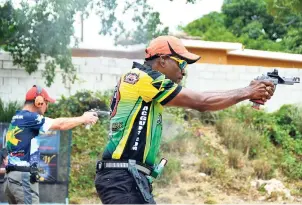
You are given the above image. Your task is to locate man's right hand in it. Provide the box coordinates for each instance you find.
[82,112,99,125]
[247,80,275,103]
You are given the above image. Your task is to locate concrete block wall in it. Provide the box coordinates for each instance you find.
[0,51,301,111]
[186,64,302,111]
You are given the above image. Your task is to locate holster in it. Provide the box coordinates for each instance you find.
[128,159,154,203]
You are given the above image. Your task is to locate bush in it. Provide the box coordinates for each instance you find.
[252,159,274,179]
[218,104,302,179]
[228,149,245,169]
[216,118,265,158]
[199,155,224,176]
[0,98,21,122]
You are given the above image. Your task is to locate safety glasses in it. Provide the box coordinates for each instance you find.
[169,56,188,71]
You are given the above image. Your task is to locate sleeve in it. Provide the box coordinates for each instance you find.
[137,72,182,105]
[39,117,54,133]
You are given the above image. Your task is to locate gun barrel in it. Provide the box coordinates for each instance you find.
[278,77,300,85]
[96,111,110,118]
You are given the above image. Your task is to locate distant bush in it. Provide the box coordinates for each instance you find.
[218,104,302,179]
[228,149,245,169]
[252,159,274,179]
[0,98,21,123]
[199,155,224,176]
[216,118,266,159]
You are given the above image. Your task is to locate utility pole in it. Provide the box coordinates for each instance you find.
[81,13,84,42]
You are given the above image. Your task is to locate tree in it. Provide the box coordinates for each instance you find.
[0,0,196,86]
[183,0,301,54]
[0,0,90,86]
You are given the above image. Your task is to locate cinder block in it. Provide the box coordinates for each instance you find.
[233,65,246,73]
[219,65,233,72]
[4,77,19,86]
[81,58,102,73]
[72,57,87,67]
[245,66,259,73]
[199,71,214,79]
[0,84,12,93]
[99,57,110,67]
[0,69,12,77]
[226,72,240,80]
[11,70,31,78]
[283,68,299,76]
[205,64,223,72]
[2,61,20,69]
[108,66,122,75]
[214,72,227,80]
[239,73,253,81]
[108,58,117,68]
[118,58,133,69]
[0,52,11,61]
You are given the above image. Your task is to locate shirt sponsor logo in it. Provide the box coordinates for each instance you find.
[124,73,139,85]
[12,115,24,120]
[132,106,148,151]
[157,114,162,124]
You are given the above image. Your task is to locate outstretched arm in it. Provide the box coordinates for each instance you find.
[48,112,98,131]
[166,80,274,112]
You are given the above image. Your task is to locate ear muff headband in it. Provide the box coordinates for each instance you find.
[33,85,44,108]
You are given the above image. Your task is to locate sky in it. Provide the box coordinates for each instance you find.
[73,0,224,50]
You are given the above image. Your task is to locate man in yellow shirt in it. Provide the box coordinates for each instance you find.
[95,36,274,204]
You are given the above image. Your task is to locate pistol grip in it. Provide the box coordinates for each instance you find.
[250,99,264,110]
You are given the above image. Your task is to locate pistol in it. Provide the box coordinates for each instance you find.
[85,109,110,129]
[250,69,300,109]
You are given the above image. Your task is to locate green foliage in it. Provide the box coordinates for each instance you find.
[218,104,302,179]
[228,149,244,169]
[154,156,181,187]
[216,118,267,159]
[184,0,301,54]
[199,155,224,176]
[46,90,111,198]
[0,0,171,86]
[0,98,21,123]
[0,0,87,86]
[95,0,169,46]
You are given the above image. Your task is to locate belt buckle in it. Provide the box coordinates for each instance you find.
[96,160,103,171]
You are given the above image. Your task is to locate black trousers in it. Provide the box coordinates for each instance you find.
[95,169,156,204]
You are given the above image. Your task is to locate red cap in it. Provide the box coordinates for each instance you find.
[25,85,56,103]
[145,36,201,64]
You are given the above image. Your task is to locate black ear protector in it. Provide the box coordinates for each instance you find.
[33,85,44,108]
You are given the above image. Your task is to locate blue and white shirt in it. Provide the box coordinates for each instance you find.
[5,110,53,167]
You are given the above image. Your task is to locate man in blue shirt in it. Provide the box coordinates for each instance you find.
[4,85,98,204]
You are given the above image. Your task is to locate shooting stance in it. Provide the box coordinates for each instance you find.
[4,85,98,204]
[94,36,275,204]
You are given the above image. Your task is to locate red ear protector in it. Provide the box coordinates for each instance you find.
[33,85,44,108]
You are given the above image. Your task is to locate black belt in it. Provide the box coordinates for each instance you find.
[6,166,39,173]
[96,160,152,176]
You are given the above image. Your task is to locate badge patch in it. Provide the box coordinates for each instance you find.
[124,73,139,84]
[112,122,123,132]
